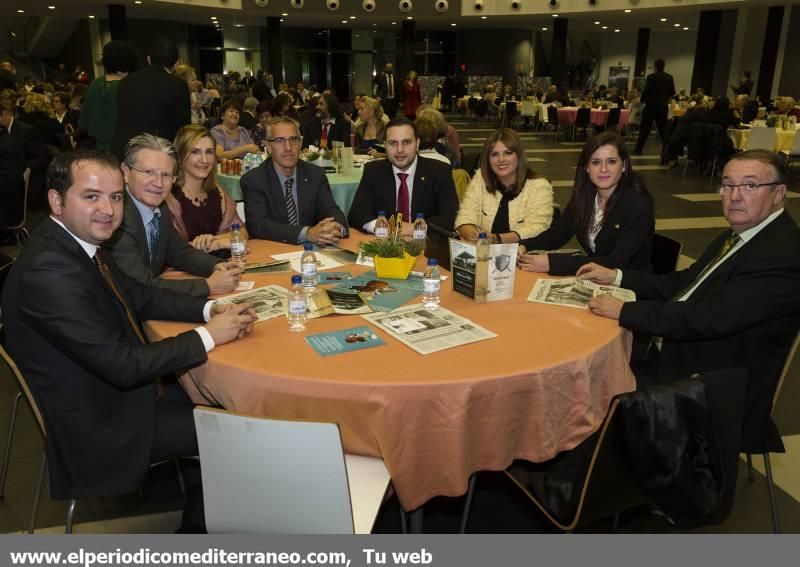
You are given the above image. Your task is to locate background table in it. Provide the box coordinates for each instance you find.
[557,107,630,129]
[147,238,635,511]
[217,168,364,216]
[727,127,797,152]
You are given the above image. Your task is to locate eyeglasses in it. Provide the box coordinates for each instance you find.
[267,136,303,147]
[718,182,782,195]
[127,163,177,183]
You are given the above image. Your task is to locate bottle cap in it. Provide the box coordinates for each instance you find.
[416,213,424,219]
[303,243,313,251]
[231,223,240,230]
[291,275,302,284]
[478,232,487,239]
[427,258,438,266]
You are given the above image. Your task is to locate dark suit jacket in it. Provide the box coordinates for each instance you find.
[348,156,459,233]
[241,158,347,243]
[521,184,654,276]
[1,218,208,499]
[106,195,220,297]
[373,72,398,101]
[238,111,257,132]
[0,130,25,227]
[300,116,350,149]
[619,210,800,453]
[7,117,50,207]
[641,70,676,110]
[111,66,191,158]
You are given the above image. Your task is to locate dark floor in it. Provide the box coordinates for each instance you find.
[1,120,799,533]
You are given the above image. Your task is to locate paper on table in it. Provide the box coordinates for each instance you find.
[527,277,636,310]
[235,281,256,291]
[271,250,344,272]
[218,285,289,323]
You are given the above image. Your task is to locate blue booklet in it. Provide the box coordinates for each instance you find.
[331,270,423,312]
[304,326,386,357]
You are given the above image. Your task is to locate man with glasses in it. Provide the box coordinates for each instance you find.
[107,133,242,297]
[242,117,348,244]
[578,150,800,453]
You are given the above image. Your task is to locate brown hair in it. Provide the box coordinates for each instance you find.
[173,125,219,196]
[478,128,536,198]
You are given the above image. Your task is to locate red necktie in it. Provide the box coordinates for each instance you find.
[320,121,329,149]
[397,172,410,220]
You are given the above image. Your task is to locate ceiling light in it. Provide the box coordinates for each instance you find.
[451,23,457,27]
[542,27,548,31]
[211,17,217,20]
[134,0,142,4]
[279,18,284,22]
[17,9,24,13]
[281,13,288,16]
[594,21,600,25]
[88,15,95,19]
[481,16,487,19]
[406,16,413,19]
[341,20,347,23]
[48,5,56,9]
[624,9,631,13]
[552,14,559,18]
[234,24,244,27]
[602,26,607,29]
[660,18,667,22]
[674,23,680,27]
[350,16,356,19]
[683,27,689,30]
[614,29,620,32]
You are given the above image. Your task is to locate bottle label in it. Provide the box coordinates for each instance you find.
[288,299,307,315]
[301,262,317,276]
[375,227,388,239]
[413,229,426,240]
[423,279,440,293]
[231,241,246,255]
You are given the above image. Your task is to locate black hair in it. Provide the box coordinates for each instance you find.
[385,116,417,138]
[654,59,666,71]
[102,41,139,74]
[148,38,179,68]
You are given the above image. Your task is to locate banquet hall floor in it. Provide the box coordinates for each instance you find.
[1,120,798,533]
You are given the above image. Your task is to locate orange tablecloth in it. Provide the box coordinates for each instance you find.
[727,127,797,151]
[147,238,635,511]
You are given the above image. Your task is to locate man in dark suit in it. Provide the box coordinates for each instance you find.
[348,117,458,236]
[0,91,51,209]
[580,150,800,454]
[300,93,350,149]
[632,59,676,155]
[731,71,754,97]
[242,117,347,244]
[110,38,191,158]
[107,134,242,297]
[1,149,256,531]
[373,62,399,119]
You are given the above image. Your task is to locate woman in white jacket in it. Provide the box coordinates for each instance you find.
[455,128,553,243]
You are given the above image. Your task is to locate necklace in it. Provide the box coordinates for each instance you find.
[182,186,208,207]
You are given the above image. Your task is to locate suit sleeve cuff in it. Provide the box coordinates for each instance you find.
[194,327,215,353]
[203,301,215,322]
[363,219,377,234]
[613,269,623,287]
[298,227,310,243]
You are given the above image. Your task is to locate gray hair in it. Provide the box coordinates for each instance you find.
[244,97,259,111]
[122,133,178,170]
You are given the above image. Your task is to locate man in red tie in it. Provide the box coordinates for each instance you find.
[300,93,349,149]
[348,117,458,237]
[373,62,398,119]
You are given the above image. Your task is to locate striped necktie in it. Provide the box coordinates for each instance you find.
[147,215,160,264]
[285,178,298,225]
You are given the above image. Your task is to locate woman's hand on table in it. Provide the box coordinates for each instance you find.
[588,294,624,320]
[206,262,243,294]
[456,224,481,243]
[517,253,549,272]
[243,144,261,155]
[191,233,217,252]
[206,302,258,345]
[576,262,617,284]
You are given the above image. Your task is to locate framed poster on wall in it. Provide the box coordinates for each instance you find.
[608,66,630,92]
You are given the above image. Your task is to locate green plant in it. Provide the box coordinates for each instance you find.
[358,214,425,258]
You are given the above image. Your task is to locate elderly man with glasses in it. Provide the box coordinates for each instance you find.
[578,149,800,454]
[242,116,348,244]
[107,133,242,297]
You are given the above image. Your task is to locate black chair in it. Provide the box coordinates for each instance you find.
[473,100,489,123]
[467,97,478,116]
[606,107,621,132]
[504,101,518,128]
[573,107,591,141]
[651,233,682,275]
[546,105,561,139]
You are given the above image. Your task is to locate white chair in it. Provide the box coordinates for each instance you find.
[780,132,800,167]
[747,127,777,151]
[519,100,536,130]
[193,407,391,534]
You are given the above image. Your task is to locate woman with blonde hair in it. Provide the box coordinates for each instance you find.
[455,128,553,244]
[167,124,247,252]
[354,96,385,153]
[402,70,422,119]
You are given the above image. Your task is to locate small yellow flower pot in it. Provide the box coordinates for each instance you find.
[374,253,418,280]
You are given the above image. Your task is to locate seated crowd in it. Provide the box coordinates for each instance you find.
[1,37,799,535]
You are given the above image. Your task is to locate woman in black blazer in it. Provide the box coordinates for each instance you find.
[518,132,654,275]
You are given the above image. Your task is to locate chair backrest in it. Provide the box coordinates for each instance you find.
[788,131,800,157]
[606,107,621,128]
[193,407,357,534]
[520,100,535,117]
[575,107,590,126]
[747,127,776,151]
[547,105,558,125]
[772,330,800,413]
[0,345,46,440]
[650,233,682,275]
[474,100,488,117]
[6,168,30,232]
[235,201,246,223]
[451,168,471,203]
[505,101,518,118]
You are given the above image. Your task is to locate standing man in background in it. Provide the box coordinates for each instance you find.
[374,62,398,119]
[632,59,675,157]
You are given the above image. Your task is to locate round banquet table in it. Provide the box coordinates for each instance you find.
[557,107,630,129]
[727,127,797,152]
[217,168,364,217]
[146,237,636,511]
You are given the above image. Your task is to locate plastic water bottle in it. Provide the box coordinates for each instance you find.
[300,243,318,291]
[287,275,307,332]
[230,223,247,266]
[477,232,490,262]
[422,258,441,310]
[374,211,389,240]
[413,213,427,243]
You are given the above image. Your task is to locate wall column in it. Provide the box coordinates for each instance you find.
[107,4,127,41]
[634,28,649,81]
[266,16,283,84]
[550,17,568,87]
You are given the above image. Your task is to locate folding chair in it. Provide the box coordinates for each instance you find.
[746,127,776,151]
[3,168,30,247]
[780,132,800,167]
[194,407,391,534]
[573,108,591,141]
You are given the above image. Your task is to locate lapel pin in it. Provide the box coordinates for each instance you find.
[614,224,620,229]
[420,176,426,181]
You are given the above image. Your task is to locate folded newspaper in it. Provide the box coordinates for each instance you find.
[527,277,636,310]
[363,304,497,355]
[218,285,289,323]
